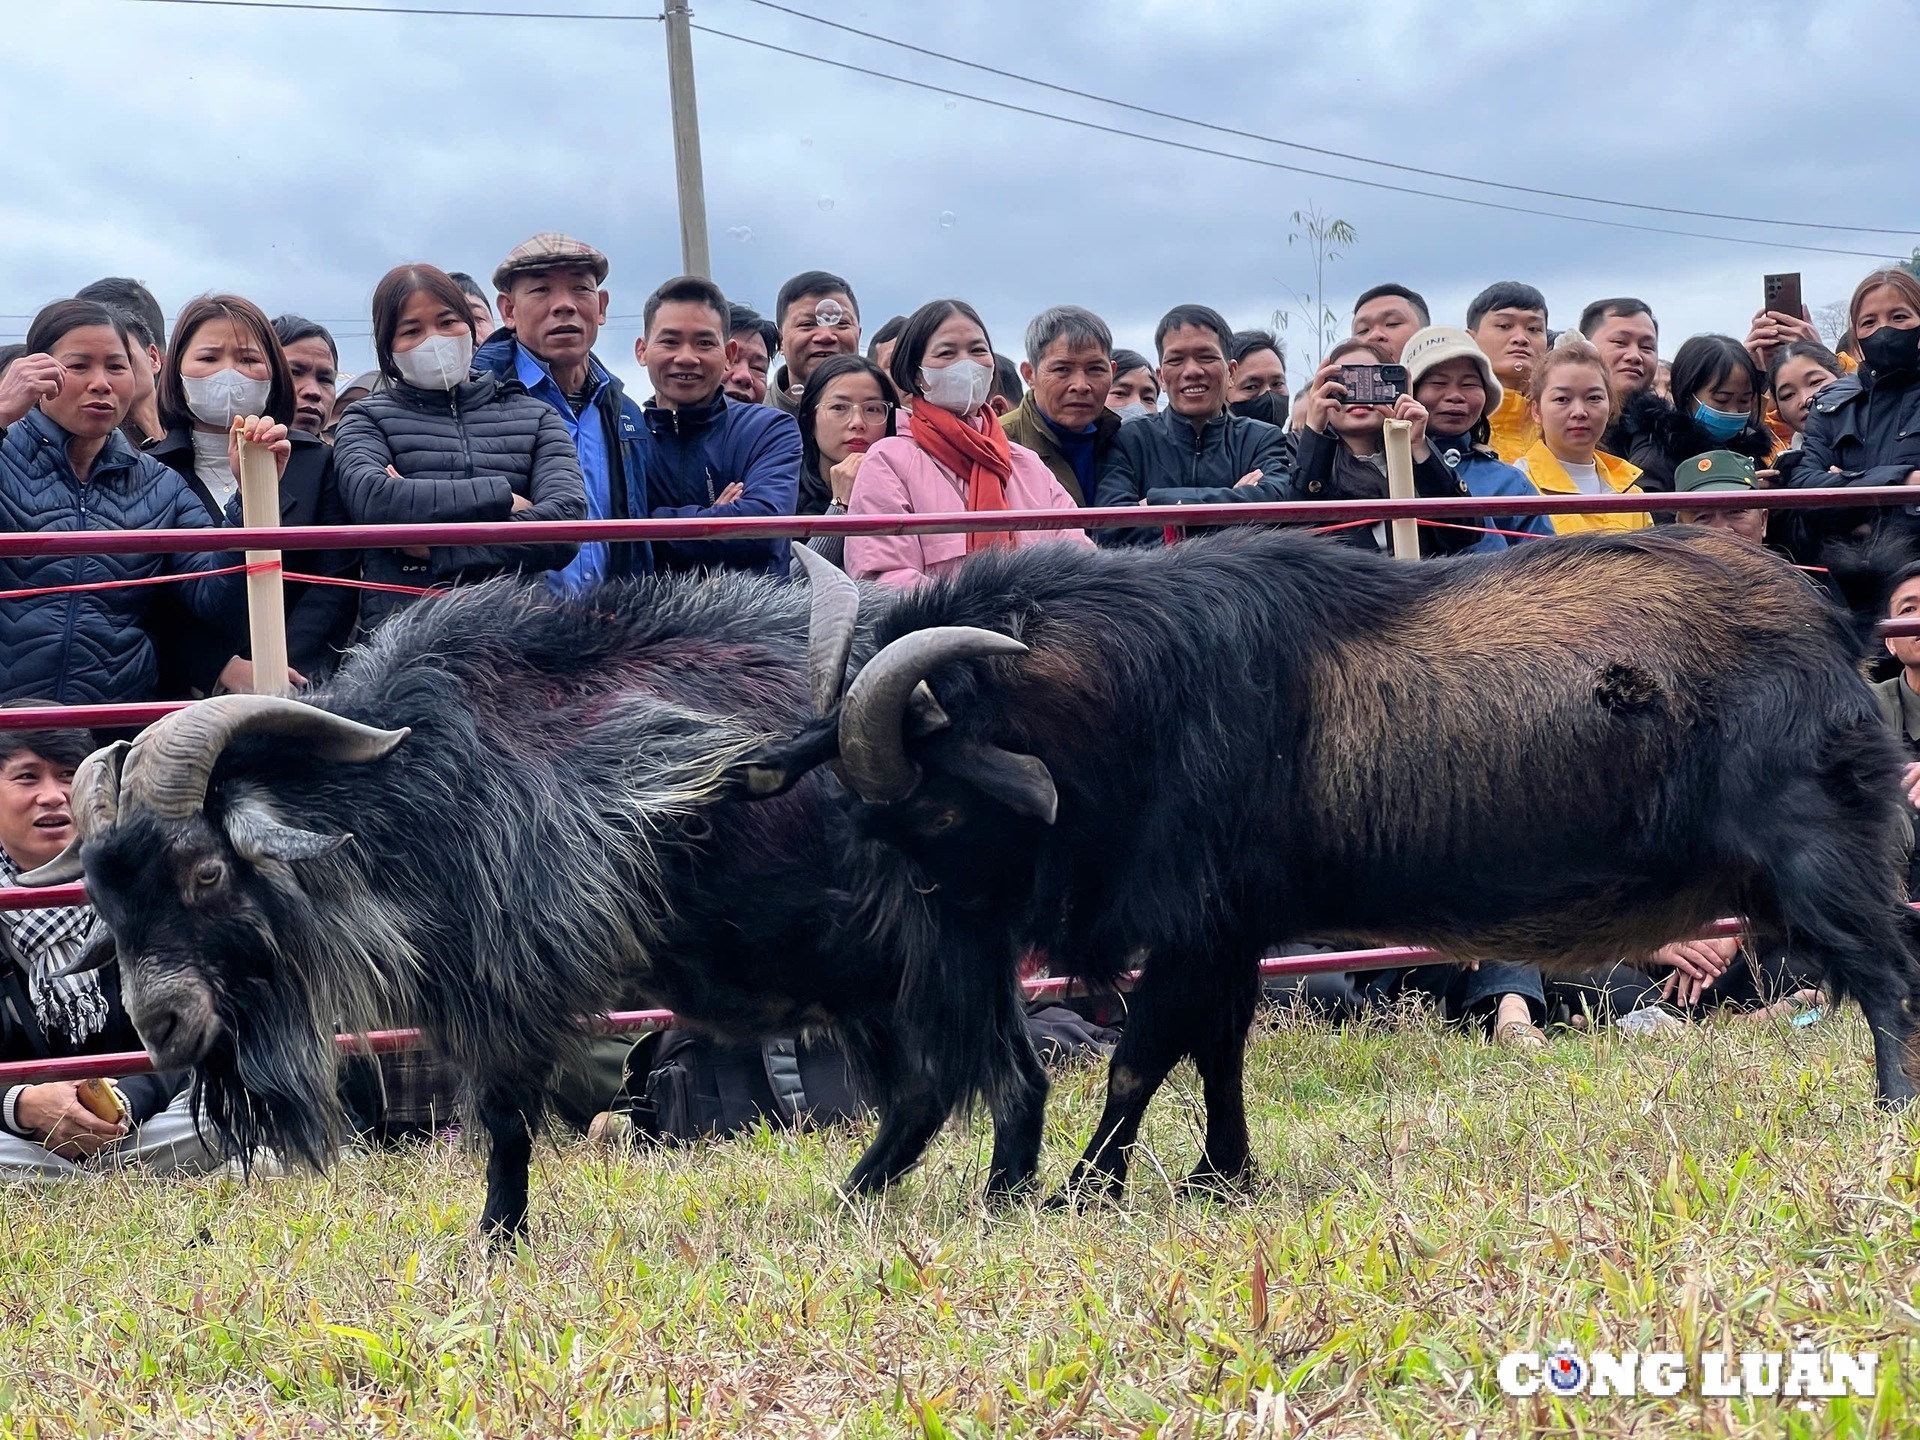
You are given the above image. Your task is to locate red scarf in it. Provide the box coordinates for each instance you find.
[909,401,1014,552]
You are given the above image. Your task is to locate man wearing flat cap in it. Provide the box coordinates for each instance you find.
[474,232,652,586]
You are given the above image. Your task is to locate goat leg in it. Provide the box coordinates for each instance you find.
[983,1021,1049,1205]
[477,1086,534,1245]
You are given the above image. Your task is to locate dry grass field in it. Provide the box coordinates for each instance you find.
[0,1004,1915,1438]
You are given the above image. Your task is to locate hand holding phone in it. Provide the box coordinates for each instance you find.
[1337,364,1409,406]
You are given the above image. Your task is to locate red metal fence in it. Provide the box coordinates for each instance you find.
[0,484,1900,1084]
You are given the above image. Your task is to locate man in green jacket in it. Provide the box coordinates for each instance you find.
[999,305,1122,506]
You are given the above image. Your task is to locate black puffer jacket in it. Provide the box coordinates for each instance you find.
[1289,426,1484,556]
[0,408,242,704]
[1092,406,1297,546]
[1785,364,1920,555]
[148,426,361,691]
[332,372,588,630]
[1601,389,1773,494]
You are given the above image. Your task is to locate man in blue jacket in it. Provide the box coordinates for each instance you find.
[633,275,801,576]
[474,232,652,587]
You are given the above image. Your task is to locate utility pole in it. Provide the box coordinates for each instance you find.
[663,0,711,278]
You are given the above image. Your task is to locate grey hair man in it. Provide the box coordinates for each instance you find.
[998,304,1121,505]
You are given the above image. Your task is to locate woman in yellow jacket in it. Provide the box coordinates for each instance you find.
[1515,339,1652,534]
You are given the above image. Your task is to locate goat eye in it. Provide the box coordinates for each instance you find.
[194,860,225,889]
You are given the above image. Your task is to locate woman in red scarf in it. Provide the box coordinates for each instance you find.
[845,299,1090,587]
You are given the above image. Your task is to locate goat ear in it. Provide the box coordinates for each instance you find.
[933,741,1060,825]
[222,801,353,865]
[51,930,116,980]
[732,721,842,802]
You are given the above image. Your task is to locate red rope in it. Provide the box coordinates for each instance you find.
[1,559,443,603]
[0,560,275,602]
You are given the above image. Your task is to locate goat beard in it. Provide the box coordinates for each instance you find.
[189,979,348,1172]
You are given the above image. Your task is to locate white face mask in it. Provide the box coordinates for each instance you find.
[1113,402,1152,423]
[393,331,475,392]
[918,357,994,415]
[182,368,272,428]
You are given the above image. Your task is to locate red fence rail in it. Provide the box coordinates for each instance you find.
[0,924,1755,1087]
[0,484,1911,559]
[0,485,1899,1084]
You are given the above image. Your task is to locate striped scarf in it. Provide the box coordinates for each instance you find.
[0,850,111,1045]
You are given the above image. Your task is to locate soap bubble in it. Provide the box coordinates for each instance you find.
[813,298,846,328]
[817,195,835,211]
[939,211,957,228]
[943,98,957,110]
[800,136,814,148]
[726,225,754,243]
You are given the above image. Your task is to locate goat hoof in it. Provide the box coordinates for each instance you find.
[1176,1164,1256,1201]
[983,1178,1033,1210]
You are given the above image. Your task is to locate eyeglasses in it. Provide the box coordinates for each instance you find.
[822,400,892,422]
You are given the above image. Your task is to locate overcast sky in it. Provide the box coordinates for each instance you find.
[8,0,1916,391]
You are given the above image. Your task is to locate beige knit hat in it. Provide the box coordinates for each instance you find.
[1401,325,1504,411]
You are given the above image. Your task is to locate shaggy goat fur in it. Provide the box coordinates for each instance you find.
[76,575,1048,1237]
[759,525,1920,1198]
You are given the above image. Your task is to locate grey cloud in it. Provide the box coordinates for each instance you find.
[4,0,1914,391]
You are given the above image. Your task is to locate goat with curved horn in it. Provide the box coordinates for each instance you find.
[15,741,130,887]
[791,544,861,717]
[119,695,411,822]
[837,627,1031,803]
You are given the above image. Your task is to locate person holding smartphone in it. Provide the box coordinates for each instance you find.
[1289,338,1483,556]
[1793,268,1920,549]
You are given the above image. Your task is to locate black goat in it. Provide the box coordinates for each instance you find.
[748,527,1920,1200]
[22,570,1049,1238]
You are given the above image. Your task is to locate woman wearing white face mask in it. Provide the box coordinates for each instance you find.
[845,298,1090,588]
[151,293,356,693]
[332,264,587,632]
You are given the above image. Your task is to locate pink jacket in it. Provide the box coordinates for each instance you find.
[844,423,1093,588]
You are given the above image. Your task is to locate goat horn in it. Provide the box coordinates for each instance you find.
[792,544,861,717]
[14,741,129,887]
[119,695,410,822]
[837,627,1028,804]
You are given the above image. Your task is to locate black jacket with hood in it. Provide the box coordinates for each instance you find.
[1600,389,1773,494]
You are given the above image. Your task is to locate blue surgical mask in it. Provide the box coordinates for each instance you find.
[1693,401,1749,441]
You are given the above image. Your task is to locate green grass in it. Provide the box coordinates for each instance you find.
[1,1005,1916,1438]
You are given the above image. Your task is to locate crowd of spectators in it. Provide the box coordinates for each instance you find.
[5,238,1919,1170]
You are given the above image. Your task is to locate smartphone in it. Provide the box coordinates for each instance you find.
[1338,364,1408,406]
[1764,272,1804,320]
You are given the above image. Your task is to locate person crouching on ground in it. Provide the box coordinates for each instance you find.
[0,708,220,1179]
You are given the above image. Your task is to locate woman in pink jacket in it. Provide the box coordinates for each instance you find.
[845,298,1091,587]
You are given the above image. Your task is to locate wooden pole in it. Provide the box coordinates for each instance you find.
[1382,418,1420,561]
[234,425,290,696]
[663,0,712,279]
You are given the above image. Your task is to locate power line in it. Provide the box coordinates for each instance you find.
[92,0,1912,259]
[739,0,1913,240]
[690,23,1903,263]
[112,0,641,20]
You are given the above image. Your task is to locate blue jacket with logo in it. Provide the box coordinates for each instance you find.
[639,390,802,576]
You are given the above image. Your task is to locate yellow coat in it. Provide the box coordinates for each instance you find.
[1514,441,1651,534]
[1486,388,1540,464]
